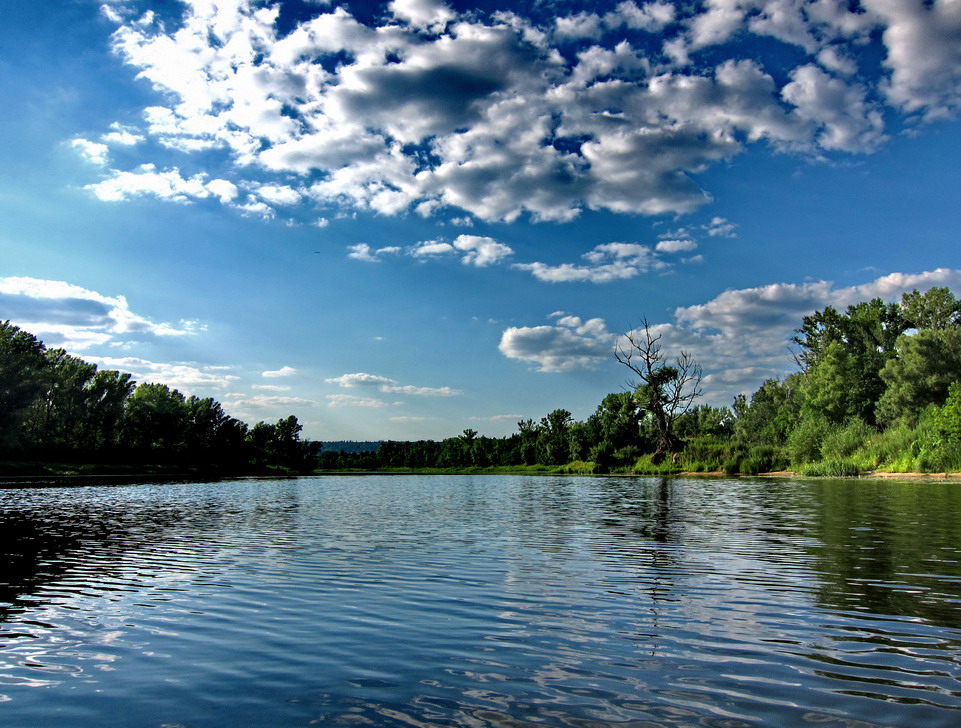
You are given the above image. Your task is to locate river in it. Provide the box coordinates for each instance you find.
[1,474,959,726]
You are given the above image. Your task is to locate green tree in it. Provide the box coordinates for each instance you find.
[83,369,136,452]
[516,418,539,465]
[675,404,735,439]
[567,421,594,462]
[877,328,961,426]
[793,299,905,371]
[0,321,48,450]
[793,299,906,425]
[122,383,190,458]
[901,287,961,331]
[248,415,319,472]
[586,392,643,451]
[936,381,961,442]
[24,349,98,452]
[183,396,248,464]
[733,375,801,445]
[536,409,573,465]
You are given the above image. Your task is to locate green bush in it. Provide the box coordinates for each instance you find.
[820,418,874,461]
[722,455,742,474]
[559,460,604,475]
[631,454,682,474]
[797,459,862,477]
[613,445,644,463]
[857,422,917,470]
[787,415,830,464]
[936,381,961,442]
[588,440,615,466]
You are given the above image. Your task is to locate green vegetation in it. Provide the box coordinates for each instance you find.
[0,321,318,476]
[321,286,961,476]
[6,286,961,478]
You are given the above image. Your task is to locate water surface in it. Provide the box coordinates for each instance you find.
[1,475,960,726]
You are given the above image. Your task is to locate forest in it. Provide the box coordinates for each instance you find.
[3,285,961,478]
[320,286,961,476]
[0,322,319,476]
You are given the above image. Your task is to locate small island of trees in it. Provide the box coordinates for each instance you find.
[4,286,961,478]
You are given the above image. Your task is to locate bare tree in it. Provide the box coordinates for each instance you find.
[614,318,703,462]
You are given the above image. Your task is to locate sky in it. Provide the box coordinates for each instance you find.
[2,0,961,441]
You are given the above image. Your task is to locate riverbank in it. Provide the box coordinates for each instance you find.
[4,460,960,484]
[0,459,309,480]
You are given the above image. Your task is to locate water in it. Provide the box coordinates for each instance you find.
[1,475,960,727]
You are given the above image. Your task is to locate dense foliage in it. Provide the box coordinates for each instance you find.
[321,287,961,475]
[0,322,319,475]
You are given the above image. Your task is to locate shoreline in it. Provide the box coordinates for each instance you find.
[4,464,961,485]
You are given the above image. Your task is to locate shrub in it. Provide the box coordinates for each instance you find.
[936,381,961,442]
[631,454,682,474]
[820,418,874,461]
[858,422,917,471]
[787,415,830,464]
[798,459,862,477]
[613,445,644,463]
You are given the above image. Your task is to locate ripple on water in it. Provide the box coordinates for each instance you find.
[1,475,960,727]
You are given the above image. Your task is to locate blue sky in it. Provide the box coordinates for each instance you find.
[3,0,961,440]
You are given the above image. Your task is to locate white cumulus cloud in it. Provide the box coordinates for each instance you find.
[0,276,197,350]
[263,366,297,378]
[515,242,663,283]
[72,0,956,224]
[499,314,614,371]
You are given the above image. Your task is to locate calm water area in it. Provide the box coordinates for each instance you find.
[1,474,960,727]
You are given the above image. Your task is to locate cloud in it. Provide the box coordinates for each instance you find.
[781,64,886,152]
[0,276,196,350]
[327,371,462,397]
[656,239,698,253]
[409,240,456,258]
[389,0,455,32]
[77,1,953,223]
[499,314,614,371]
[514,242,663,283]
[347,243,403,262]
[351,235,513,267]
[870,0,961,119]
[607,1,675,32]
[102,123,144,145]
[255,184,302,206]
[207,178,239,203]
[71,138,109,165]
[262,366,297,378]
[86,164,216,202]
[452,235,513,267]
[222,394,318,420]
[555,12,604,40]
[381,384,461,396]
[326,394,391,408]
[326,372,396,387]
[500,268,961,404]
[87,355,240,393]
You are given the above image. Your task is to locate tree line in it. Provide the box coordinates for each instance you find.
[0,322,319,474]
[5,285,961,477]
[321,286,961,475]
